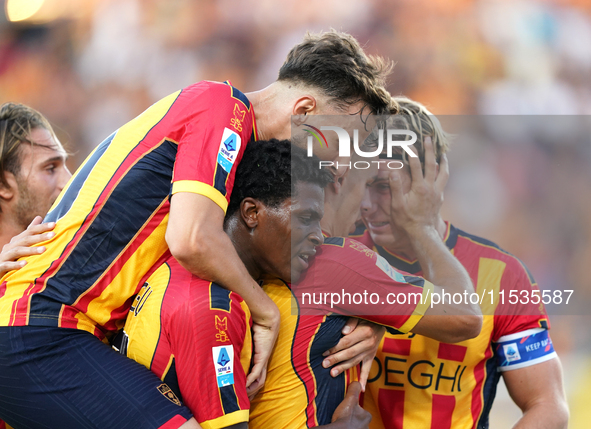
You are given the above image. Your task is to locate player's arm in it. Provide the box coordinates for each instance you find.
[503,358,568,428]
[166,85,279,389]
[321,318,385,387]
[387,138,481,342]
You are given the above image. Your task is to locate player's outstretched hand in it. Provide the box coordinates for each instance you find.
[388,137,448,233]
[0,216,55,278]
[325,382,371,429]
[322,318,385,391]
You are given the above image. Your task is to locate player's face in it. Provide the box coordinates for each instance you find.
[13,128,71,229]
[290,182,325,282]
[255,182,324,283]
[360,165,412,248]
[334,160,379,236]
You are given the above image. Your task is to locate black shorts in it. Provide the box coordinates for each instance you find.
[0,326,193,429]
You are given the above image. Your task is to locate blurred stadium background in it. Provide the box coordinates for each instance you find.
[1,0,590,426]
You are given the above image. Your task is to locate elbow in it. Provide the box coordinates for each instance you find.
[166,227,210,274]
[461,314,483,341]
[556,399,570,429]
[444,314,483,343]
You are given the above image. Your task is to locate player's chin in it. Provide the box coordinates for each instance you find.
[290,266,303,284]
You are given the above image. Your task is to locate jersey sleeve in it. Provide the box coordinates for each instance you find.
[293,237,432,334]
[168,281,252,429]
[492,258,550,340]
[492,258,556,371]
[171,82,254,213]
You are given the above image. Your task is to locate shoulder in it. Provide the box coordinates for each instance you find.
[182,81,251,109]
[452,225,536,285]
[322,236,373,253]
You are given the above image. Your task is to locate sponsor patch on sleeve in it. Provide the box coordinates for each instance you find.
[212,345,234,387]
[495,328,556,372]
[217,128,242,173]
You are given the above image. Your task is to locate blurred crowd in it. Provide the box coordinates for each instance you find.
[1,0,591,425]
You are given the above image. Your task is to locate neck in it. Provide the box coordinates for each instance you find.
[320,210,339,238]
[224,217,261,280]
[384,216,448,261]
[246,82,291,141]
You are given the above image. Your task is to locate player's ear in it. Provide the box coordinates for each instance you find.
[239,197,260,229]
[0,172,16,201]
[292,96,317,116]
[331,163,350,195]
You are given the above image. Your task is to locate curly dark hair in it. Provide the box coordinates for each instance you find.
[278,30,394,115]
[226,139,333,219]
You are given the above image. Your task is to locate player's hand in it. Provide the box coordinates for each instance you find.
[0,216,55,278]
[330,382,371,429]
[388,137,448,233]
[322,318,385,391]
[245,300,280,396]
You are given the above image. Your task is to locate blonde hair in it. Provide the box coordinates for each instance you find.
[390,97,451,162]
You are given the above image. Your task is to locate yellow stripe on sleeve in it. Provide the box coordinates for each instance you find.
[397,281,434,333]
[171,181,228,213]
[200,409,249,429]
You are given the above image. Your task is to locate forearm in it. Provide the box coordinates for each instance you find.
[405,226,482,341]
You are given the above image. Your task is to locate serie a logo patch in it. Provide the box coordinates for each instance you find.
[217,128,241,173]
[157,384,181,406]
[212,345,234,387]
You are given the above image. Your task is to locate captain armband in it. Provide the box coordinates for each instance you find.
[495,328,557,372]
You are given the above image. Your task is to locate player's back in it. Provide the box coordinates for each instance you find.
[0,80,255,340]
[119,256,253,428]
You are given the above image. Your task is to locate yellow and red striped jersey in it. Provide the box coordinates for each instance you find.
[355,223,553,429]
[0,81,256,340]
[117,256,252,429]
[250,236,433,428]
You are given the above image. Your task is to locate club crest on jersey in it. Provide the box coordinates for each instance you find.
[215,315,229,342]
[157,384,181,406]
[217,128,241,174]
[212,345,234,387]
[230,103,246,132]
